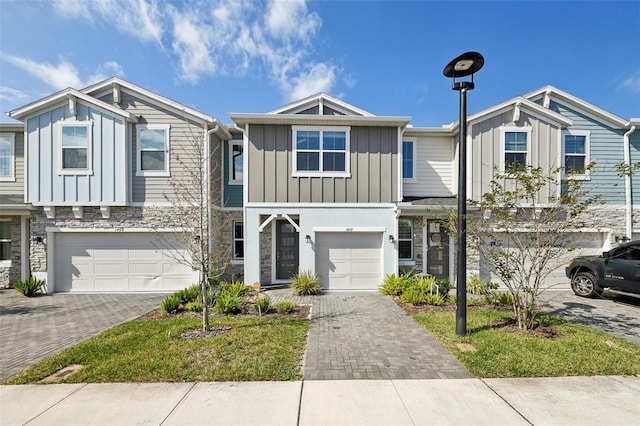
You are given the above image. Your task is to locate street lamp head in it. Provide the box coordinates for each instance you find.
[443,51,485,79]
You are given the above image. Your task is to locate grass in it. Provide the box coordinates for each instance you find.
[3,316,309,384]
[413,309,640,378]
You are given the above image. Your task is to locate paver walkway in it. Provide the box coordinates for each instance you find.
[266,289,473,380]
[0,290,166,380]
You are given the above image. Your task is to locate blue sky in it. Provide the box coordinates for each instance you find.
[1,0,638,126]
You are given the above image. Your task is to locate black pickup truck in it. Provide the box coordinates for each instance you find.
[566,240,640,298]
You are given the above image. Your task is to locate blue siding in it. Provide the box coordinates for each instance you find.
[630,131,640,206]
[548,101,626,205]
[25,102,127,205]
[223,141,243,207]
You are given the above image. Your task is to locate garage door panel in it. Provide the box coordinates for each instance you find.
[55,232,194,292]
[316,232,382,290]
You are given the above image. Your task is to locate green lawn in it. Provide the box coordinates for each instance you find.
[4,316,309,384]
[414,309,640,378]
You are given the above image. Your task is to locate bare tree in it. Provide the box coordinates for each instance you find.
[158,125,232,331]
[460,164,600,330]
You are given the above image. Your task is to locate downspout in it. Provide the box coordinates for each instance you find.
[623,125,636,240]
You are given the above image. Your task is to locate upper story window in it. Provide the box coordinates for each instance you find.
[233,221,244,260]
[229,141,243,185]
[292,126,350,177]
[501,127,530,171]
[402,140,415,181]
[59,122,92,175]
[137,124,170,176]
[563,130,590,179]
[0,133,15,181]
[398,219,413,260]
[0,221,11,263]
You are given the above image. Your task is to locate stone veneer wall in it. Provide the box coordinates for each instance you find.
[0,216,23,288]
[259,222,273,284]
[211,210,244,282]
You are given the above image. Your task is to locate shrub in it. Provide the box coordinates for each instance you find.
[448,294,475,306]
[425,293,445,306]
[291,270,321,296]
[175,284,200,304]
[379,273,412,295]
[467,274,498,296]
[276,301,296,314]
[220,280,249,297]
[435,278,451,297]
[214,293,244,314]
[160,294,181,314]
[485,290,515,306]
[14,276,45,297]
[253,293,271,314]
[401,286,427,305]
[185,299,203,312]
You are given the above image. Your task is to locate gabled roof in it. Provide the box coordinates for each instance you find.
[267,92,375,116]
[7,87,137,122]
[82,77,230,138]
[523,85,628,128]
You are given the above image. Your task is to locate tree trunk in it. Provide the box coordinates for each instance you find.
[201,276,210,332]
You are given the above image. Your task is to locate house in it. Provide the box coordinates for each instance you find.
[7,78,230,293]
[4,80,639,293]
[0,122,33,288]
[230,94,411,289]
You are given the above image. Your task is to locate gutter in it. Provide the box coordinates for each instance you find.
[623,125,636,240]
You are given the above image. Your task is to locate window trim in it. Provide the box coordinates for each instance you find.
[228,141,243,185]
[233,220,244,260]
[402,139,416,182]
[136,124,170,177]
[292,125,351,177]
[562,129,591,180]
[0,133,15,182]
[57,121,93,175]
[398,219,413,261]
[500,126,531,171]
[0,220,11,265]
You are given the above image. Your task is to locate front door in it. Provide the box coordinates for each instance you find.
[276,221,299,280]
[426,220,450,279]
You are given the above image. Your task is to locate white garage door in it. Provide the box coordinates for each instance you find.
[315,232,382,290]
[54,233,196,292]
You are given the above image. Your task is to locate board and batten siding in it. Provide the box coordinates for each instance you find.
[470,110,561,203]
[0,128,24,195]
[98,92,207,204]
[25,103,127,205]
[403,135,455,197]
[247,124,399,204]
[547,101,627,205]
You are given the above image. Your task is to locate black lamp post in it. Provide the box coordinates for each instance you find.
[443,52,484,336]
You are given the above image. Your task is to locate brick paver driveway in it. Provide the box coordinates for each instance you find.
[267,289,473,380]
[0,290,166,380]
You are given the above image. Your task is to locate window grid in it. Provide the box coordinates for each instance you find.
[398,219,413,260]
[136,124,170,175]
[402,140,414,180]
[0,221,11,262]
[0,134,15,181]
[293,127,349,175]
[60,123,90,171]
[504,131,528,170]
[233,221,244,260]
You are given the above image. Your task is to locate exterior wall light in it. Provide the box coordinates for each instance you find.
[389,235,395,243]
[305,235,311,244]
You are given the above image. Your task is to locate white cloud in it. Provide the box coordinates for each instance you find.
[169,8,216,82]
[265,0,321,40]
[0,86,31,102]
[620,73,640,94]
[5,55,125,90]
[288,63,336,101]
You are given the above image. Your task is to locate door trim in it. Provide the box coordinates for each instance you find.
[271,219,300,283]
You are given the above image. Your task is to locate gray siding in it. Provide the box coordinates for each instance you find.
[99,92,207,204]
[247,124,398,204]
[470,110,561,203]
[0,129,24,196]
[25,102,127,205]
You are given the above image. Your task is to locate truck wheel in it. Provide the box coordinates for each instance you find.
[571,271,603,298]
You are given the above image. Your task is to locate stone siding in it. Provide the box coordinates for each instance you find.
[1,216,24,288]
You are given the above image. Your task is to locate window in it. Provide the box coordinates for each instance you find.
[402,140,415,180]
[0,221,10,262]
[59,122,92,174]
[0,133,15,181]
[563,130,590,177]
[292,126,350,176]
[502,127,530,171]
[233,221,244,260]
[229,141,243,184]
[398,219,413,260]
[137,124,170,176]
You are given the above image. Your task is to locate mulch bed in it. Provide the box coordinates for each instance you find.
[137,305,311,321]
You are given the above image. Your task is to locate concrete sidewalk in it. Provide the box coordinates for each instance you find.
[2,376,639,426]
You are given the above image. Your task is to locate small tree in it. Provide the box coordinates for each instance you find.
[156,125,232,332]
[463,164,600,330]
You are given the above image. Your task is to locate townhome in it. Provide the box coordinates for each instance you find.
[4,80,638,293]
[7,78,230,293]
[0,122,32,287]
